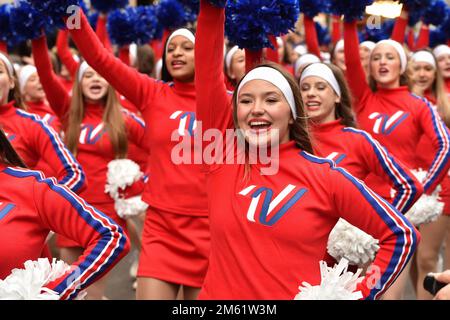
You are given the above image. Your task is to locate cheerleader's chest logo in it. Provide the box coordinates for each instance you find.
[0,202,16,221]
[239,184,308,226]
[368,111,409,135]
[326,152,346,165]
[170,111,197,137]
[79,123,107,145]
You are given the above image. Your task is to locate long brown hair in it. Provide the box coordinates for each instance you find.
[232,62,313,154]
[0,55,26,110]
[0,128,26,167]
[65,68,128,158]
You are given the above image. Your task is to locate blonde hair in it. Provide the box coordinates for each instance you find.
[0,55,26,110]
[65,68,128,158]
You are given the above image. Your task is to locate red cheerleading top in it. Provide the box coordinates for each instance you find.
[0,163,129,300]
[0,101,85,193]
[66,12,208,216]
[311,120,423,213]
[32,36,147,205]
[194,0,419,300]
[25,100,62,132]
[56,30,80,80]
[344,21,450,194]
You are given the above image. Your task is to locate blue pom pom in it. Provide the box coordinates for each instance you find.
[441,9,450,39]
[88,11,99,29]
[300,0,331,18]
[134,6,160,44]
[330,0,374,22]
[408,8,424,27]
[430,28,447,47]
[0,4,12,42]
[315,22,331,45]
[91,0,128,13]
[399,0,432,11]
[178,0,199,23]
[27,0,79,29]
[10,1,47,40]
[364,20,392,42]
[107,7,137,47]
[423,0,448,26]
[208,0,227,8]
[156,0,189,30]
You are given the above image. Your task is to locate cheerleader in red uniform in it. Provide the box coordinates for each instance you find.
[194,0,419,299]
[344,18,450,300]
[0,128,129,300]
[0,52,85,194]
[408,50,450,299]
[31,35,147,299]
[300,62,422,214]
[63,11,208,300]
[224,45,245,90]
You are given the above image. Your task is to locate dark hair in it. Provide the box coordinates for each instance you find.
[161,28,195,82]
[136,45,155,77]
[0,128,27,167]
[232,62,314,154]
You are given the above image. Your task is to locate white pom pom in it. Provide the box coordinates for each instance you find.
[405,169,443,226]
[105,159,143,200]
[0,258,70,300]
[294,259,363,300]
[327,219,380,266]
[115,196,149,219]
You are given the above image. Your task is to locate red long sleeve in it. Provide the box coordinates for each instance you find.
[304,16,322,59]
[407,29,415,51]
[0,41,6,53]
[415,24,430,50]
[343,21,372,111]
[331,15,342,45]
[96,15,113,53]
[391,15,408,44]
[119,46,130,66]
[265,35,280,64]
[56,30,80,79]
[32,36,71,119]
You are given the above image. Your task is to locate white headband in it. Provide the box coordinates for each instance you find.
[225,45,240,71]
[19,65,38,93]
[165,28,195,56]
[294,54,321,78]
[129,43,137,66]
[300,63,342,98]
[294,45,307,56]
[237,67,297,119]
[373,39,407,73]
[276,37,283,47]
[411,51,436,69]
[433,45,450,59]
[0,52,14,77]
[78,61,91,82]
[334,39,344,53]
[360,41,376,52]
[321,51,331,63]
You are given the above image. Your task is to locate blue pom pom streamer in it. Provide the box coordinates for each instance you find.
[27,0,79,29]
[315,22,331,45]
[423,0,448,26]
[408,7,424,26]
[10,1,48,40]
[134,6,160,44]
[329,0,374,22]
[225,0,300,51]
[156,0,189,30]
[399,0,432,11]
[0,4,12,42]
[430,28,447,47]
[300,0,331,18]
[91,0,128,13]
[208,0,227,8]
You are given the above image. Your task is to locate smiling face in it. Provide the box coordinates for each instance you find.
[166,35,195,83]
[80,67,109,103]
[300,76,339,124]
[0,60,14,105]
[410,61,436,93]
[236,79,293,147]
[437,53,450,79]
[370,44,402,88]
[23,73,45,102]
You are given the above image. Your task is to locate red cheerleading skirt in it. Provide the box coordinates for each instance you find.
[56,200,127,248]
[440,174,450,216]
[137,206,210,288]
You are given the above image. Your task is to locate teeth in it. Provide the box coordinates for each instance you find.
[250,121,270,126]
[306,102,320,106]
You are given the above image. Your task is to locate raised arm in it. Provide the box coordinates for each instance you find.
[331,15,341,45]
[67,11,158,112]
[416,97,450,194]
[32,36,71,119]
[22,110,86,193]
[316,155,419,300]
[119,46,130,66]
[415,24,430,51]
[96,14,113,53]
[56,30,80,79]
[347,127,423,213]
[343,21,372,109]
[391,8,408,44]
[304,16,322,59]
[29,172,129,300]
[195,0,233,135]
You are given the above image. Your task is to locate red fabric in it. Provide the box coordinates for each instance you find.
[331,15,342,46]
[344,21,450,194]
[57,76,74,94]
[407,29,416,51]
[67,12,209,216]
[137,206,210,287]
[391,15,408,44]
[0,41,6,54]
[415,25,430,50]
[96,15,113,53]
[150,30,171,62]
[245,49,263,73]
[195,0,419,300]
[304,15,322,59]
[118,46,130,66]
[0,101,85,193]
[311,120,423,213]
[0,163,130,299]
[25,100,62,132]
[265,35,280,64]
[56,30,80,79]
